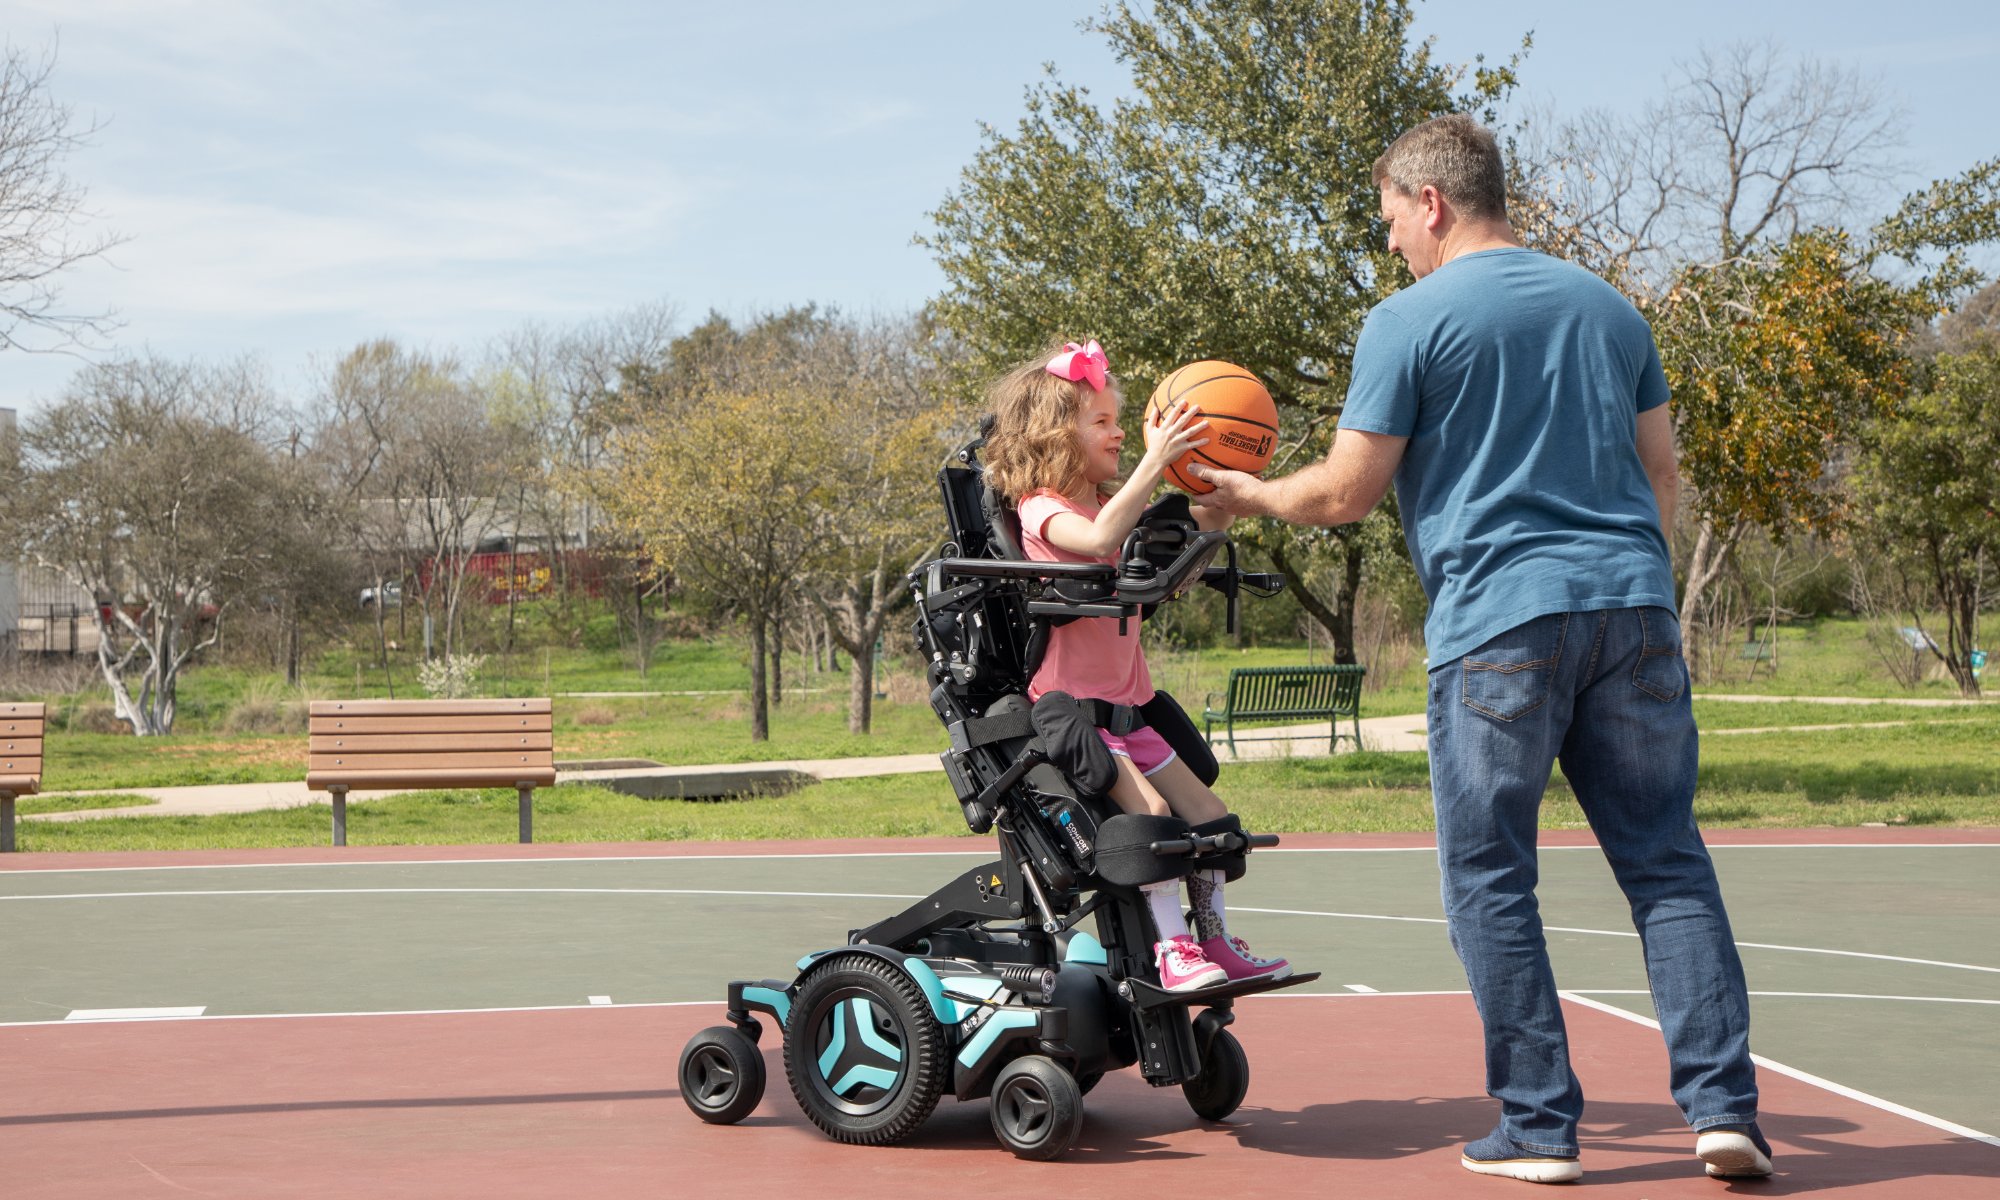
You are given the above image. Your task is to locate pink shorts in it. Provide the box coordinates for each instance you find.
[1097,726,1178,777]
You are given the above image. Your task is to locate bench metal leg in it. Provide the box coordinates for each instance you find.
[0,791,14,853]
[517,784,534,844]
[329,786,347,847]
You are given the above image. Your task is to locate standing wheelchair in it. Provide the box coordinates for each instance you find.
[678,429,1319,1160]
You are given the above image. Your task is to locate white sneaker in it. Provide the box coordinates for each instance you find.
[1697,1122,1774,1177]
[1154,935,1227,991]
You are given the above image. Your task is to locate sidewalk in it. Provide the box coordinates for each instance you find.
[24,712,1432,823]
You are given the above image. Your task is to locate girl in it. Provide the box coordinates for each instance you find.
[982,339,1291,993]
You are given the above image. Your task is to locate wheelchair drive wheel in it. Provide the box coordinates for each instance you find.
[679,1025,766,1125]
[1182,1027,1249,1122]
[989,1056,1085,1160]
[783,952,947,1145]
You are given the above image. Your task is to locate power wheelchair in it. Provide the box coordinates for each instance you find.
[677,429,1319,1160]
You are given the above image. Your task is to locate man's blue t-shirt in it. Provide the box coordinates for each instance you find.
[1338,247,1675,667]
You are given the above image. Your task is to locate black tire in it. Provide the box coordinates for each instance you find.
[1075,1070,1104,1096]
[783,953,947,1145]
[679,1025,766,1125]
[989,1056,1085,1160]
[1182,1027,1249,1121]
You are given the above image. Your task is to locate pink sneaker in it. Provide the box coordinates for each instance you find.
[1200,935,1292,981]
[1154,935,1228,992]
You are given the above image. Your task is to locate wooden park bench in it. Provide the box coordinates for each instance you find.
[306,698,557,847]
[1203,665,1366,757]
[0,702,44,853]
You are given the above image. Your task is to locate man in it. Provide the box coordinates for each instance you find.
[1190,113,1769,1184]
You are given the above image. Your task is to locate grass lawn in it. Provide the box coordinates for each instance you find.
[18,712,1997,852]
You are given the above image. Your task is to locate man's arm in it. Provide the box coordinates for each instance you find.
[1635,403,1678,538]
[1190,428,1407,526]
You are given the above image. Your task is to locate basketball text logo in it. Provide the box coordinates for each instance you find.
[1218,430,1272,457]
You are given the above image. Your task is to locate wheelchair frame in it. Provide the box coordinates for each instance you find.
[678,434,1319,1159]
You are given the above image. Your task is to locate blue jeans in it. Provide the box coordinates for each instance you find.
[1428,606,1757,1154]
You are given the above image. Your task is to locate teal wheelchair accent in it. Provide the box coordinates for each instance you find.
[900,956,963,1024]
[831,1063,901,1095]
[817,1000,849,1079]
[797,951,826,972]
[1063,930,1108,965]
[954,1009,1041,1068]
[852,998,903,1062]
[741,986,790,1026]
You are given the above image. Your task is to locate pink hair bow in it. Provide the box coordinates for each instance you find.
[1045,340,1110,391]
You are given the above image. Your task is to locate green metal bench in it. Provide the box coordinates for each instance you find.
[1202,664,1366,756]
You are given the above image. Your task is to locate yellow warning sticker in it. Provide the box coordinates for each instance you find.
[990,874,1003,889]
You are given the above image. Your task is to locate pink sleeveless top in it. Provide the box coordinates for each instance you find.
[1016,488,1153,706]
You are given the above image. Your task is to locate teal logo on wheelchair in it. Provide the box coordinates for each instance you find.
[811,995,906,1113]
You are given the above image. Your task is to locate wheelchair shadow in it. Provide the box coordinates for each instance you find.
[899,1089,2000,1188]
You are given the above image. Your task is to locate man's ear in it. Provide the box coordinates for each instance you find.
[1421,184,1449,232]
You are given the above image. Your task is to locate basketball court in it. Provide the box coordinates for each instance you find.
[3,829,1996,1196]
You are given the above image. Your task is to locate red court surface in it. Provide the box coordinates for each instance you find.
[7,992,1994,1198]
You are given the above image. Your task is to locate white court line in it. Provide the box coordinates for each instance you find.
[1569,990,2000,1006]
[3,841,1995,877]
[0,888,928,902]
[66,1007,206,1021]
[1233,906,2000,975]
[1558,990,2000,1149]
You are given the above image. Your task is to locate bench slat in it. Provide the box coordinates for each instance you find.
[306,767,559,790]
[308,714,554,734]
[308,698,552,717]
[308,732,554,752]
[0,738,43,756]
[310,751,554,772]
[0,703,46,717]
[0,774,39,795]
[0,756,42,775]
[1,721,45,736]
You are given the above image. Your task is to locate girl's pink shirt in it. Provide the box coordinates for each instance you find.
[1017,487,1154,706]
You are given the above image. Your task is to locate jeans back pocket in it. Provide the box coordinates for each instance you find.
[1461,613,1567,721]
[1633,606,1687,702]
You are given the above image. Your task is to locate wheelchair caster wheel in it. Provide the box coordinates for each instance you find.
[989,1056,1085,1160]
[783,952,947,1145]
[679,1026,765,1124]
[1182,1027,1249,1121]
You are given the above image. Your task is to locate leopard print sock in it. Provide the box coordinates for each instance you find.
[1186,871,1225,942]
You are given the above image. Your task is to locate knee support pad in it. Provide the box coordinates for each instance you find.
[1190,813,1248,882]
[1094,813,1195,886]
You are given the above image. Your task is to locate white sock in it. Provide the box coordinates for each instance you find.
[1143,880,1191,943]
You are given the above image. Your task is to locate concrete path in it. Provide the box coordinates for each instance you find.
[24,693,1988,824]
[24,713,1432,823]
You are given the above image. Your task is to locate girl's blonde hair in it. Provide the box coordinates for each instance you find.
[982,341,1120,503]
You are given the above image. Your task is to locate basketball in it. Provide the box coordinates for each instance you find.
[1145,360,1279,494]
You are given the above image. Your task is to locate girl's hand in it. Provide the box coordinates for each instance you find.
[1142,399,1211,469]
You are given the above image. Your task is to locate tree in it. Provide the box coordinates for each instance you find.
[0,41,120,353]
[924,0,1516,656]
[1851,347,2000,698]
[804,316,959,732]
[1,356,317,734]
[602,388,833,741]
[1651,227,1934,678]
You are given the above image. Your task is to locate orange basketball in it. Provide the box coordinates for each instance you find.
[1145,360,1279,494]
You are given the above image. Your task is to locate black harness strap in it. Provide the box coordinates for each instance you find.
[951,708,1036,751]
[1075,697,1148,737]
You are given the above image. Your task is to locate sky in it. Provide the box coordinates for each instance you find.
[1,0,1995,412]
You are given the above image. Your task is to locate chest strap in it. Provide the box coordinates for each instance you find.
[1075,697,1148,737]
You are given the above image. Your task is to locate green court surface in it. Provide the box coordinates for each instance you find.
[2,839,1995,1142]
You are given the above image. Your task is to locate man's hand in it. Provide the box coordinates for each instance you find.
[1187,463,1267,517]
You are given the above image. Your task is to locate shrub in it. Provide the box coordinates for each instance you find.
[575,706,617,726]
[417,653,488,699]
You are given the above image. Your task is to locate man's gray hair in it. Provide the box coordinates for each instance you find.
[1371,113,1508,222]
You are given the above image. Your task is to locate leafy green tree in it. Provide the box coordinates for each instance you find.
[1851,347,2000,698]
[1649,227,1937,678]
[924,0,1516,656]
[601,388,833,742]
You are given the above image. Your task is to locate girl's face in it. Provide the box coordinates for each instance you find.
[1074,386,1124,488]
